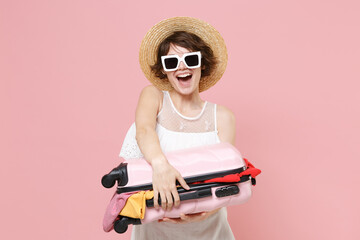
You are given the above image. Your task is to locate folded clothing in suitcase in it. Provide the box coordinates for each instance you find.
[101,142,261,233]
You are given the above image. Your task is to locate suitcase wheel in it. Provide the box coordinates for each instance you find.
[101,163,129,188]
[114,216,141,234]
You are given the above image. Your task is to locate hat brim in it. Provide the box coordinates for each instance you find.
[139,16,228,92]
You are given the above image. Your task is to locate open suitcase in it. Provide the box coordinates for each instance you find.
[101,142,261,234]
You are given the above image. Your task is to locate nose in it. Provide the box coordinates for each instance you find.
[178,60,187,70]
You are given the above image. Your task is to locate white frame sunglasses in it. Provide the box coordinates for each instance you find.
[161,51,202,72]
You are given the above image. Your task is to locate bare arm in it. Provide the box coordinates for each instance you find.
[135,85,189,210]
[135,85,164,162]
[216,104,236,145]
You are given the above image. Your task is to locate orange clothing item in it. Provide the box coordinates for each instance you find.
[119,191,154,219]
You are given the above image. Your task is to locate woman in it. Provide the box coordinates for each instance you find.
[119,17,236,239]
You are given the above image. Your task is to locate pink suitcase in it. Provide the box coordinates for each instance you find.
[101,142,261,233]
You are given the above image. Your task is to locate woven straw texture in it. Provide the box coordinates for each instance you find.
[139,16,228,92]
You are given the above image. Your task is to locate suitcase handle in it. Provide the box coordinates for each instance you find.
[146,188,212,208]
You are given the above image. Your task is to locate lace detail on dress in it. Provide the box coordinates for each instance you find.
[119,123,144,159]
[119,141,144,159]
[157,91,216,133]
[118,91,219,159]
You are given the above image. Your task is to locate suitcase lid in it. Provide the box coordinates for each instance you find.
[117,143,247,193]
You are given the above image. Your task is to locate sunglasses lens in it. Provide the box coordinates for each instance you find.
[184,54,199,67]
[164,57,178,70]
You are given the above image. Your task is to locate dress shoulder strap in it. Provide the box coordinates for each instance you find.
[157,91,167,117]
[214,103,218,133]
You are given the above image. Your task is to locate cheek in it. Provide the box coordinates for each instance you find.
[167,73,176,81]
[194,69,202,80]
[164,72,171,79]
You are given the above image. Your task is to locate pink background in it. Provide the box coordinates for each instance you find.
[1,0,359,239]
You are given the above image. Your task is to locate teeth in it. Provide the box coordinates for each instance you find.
[178,73,191,78]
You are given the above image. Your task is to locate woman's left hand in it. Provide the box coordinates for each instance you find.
[158,209,220,224]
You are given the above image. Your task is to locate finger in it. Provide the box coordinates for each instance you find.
[176,175,190,190]
[172,189,180,207]
[165,190,174,211]
[162,217,181,224]
[179,212,206,223]
[154,189,159,209]
[160,191,167,211]
[180,213,189,221]
[153,190,159,209]
[190,212,206,217]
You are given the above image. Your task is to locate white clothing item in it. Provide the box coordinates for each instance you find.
[119,91,235,240]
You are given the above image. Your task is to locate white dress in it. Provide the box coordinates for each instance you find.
[119,91,235,240]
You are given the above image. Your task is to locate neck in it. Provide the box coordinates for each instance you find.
[168,90,204,113]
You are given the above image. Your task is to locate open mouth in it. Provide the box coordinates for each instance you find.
[176,73,192,82]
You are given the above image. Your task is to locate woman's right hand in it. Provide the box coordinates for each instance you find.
[151,157,190,211]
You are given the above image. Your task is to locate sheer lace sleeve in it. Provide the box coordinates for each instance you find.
[119,123,144,159]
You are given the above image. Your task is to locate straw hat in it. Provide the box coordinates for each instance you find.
[139,16,228,92]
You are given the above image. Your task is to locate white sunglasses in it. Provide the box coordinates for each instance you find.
[161,51,202,72]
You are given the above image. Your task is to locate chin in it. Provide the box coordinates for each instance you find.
[171,78,200,95]
[173,83,199,95]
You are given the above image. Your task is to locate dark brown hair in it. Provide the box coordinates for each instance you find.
[151,31,217,79]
